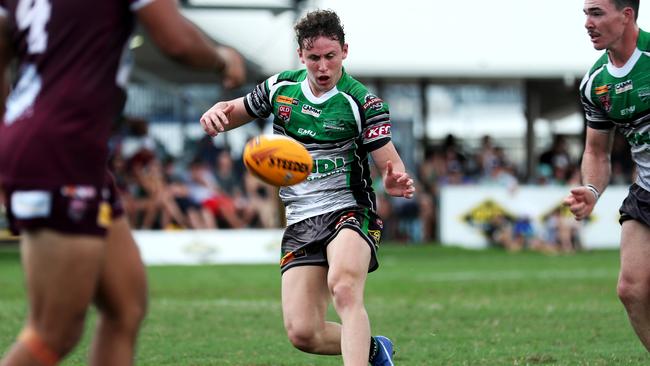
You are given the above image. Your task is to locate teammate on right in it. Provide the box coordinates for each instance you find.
[563,0,650,351]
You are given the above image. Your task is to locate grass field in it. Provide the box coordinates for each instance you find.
[1,244,649,365]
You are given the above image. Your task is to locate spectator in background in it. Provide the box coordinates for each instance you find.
[213,150,257,227]
[543,207,582,253]
[539,135,575,185]
[187,157,249,229]
[244,170,281,228]
[0,1,246,365]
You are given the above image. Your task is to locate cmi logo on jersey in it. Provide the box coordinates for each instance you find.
[278,105,292,123]
[301,104,321,117]
[615,80,633,94]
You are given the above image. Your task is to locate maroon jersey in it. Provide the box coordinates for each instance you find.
[0,0,153,188]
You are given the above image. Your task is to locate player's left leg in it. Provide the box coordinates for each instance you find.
[326,228,372,365]
[617,219,650,351]
[89,216,148,366]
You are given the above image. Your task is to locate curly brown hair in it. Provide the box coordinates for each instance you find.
[294,10,345,50]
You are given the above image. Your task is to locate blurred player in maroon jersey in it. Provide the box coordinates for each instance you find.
[0,0,245,365]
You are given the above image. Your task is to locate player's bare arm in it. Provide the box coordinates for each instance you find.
[563,127,613,220]
[136,0,245,88]
[370,142,415,199]
[200,97,252,137]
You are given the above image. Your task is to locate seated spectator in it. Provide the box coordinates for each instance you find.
[186,157,249,229]
[213,150,257,227]
[543,207,583,253]
[244,170,281,228]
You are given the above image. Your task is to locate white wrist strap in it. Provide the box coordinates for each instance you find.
[586,184,600,201]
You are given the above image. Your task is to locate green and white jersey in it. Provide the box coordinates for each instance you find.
[243,69,391,225]
[580,29,650,192]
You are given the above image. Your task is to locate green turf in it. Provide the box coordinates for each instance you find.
[0,244,648,365]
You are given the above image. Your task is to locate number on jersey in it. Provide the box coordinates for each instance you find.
[16,0,51,54]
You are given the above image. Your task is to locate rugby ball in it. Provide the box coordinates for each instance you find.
[243,135,313,186]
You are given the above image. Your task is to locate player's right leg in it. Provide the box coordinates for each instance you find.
[1,229,104,366]
[617,219,650,351]
[281,265,342,355]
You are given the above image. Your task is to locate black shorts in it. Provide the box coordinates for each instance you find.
[619,183,650,227]
[280,207,384,274]
[2,172,124,237]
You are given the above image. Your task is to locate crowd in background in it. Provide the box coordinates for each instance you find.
[108,117,280,231]
[104,116,636,253]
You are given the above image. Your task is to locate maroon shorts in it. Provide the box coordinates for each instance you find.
[2,173,124,237]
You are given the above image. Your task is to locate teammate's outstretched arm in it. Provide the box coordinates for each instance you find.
[370,142,415,199]
[135,0,246,89]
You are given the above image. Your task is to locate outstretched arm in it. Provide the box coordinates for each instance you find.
[370,142,415,199]
[563,127,613,220]
[135,0,246,89]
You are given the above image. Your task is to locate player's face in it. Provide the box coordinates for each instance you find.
[298,36,348,96]
[583,0,630,50]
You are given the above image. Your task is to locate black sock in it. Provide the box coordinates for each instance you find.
[368,336,378,362]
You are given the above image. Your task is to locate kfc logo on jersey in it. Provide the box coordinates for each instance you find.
[278,105,292,122]
[364,123,391,140]
[301,104,322,117]
[362,94,383,111]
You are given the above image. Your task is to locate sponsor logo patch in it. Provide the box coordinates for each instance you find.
[363,94,384,111]
[336,212,360,229]
[620,105,636,116]
[97,202,112,228]
[60,185,96,199]
[276,95,298,105]
[301,104,322,117]
[615,80,633,94]
[278,105,292,122]
[297,128,316,137]
[11,190,51,219]
[364,123,391,140]
[323,120,346,131]
[594,84,611,95]
[638,88,650,103]
[368,229,381,243]
[598,94,612,112]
